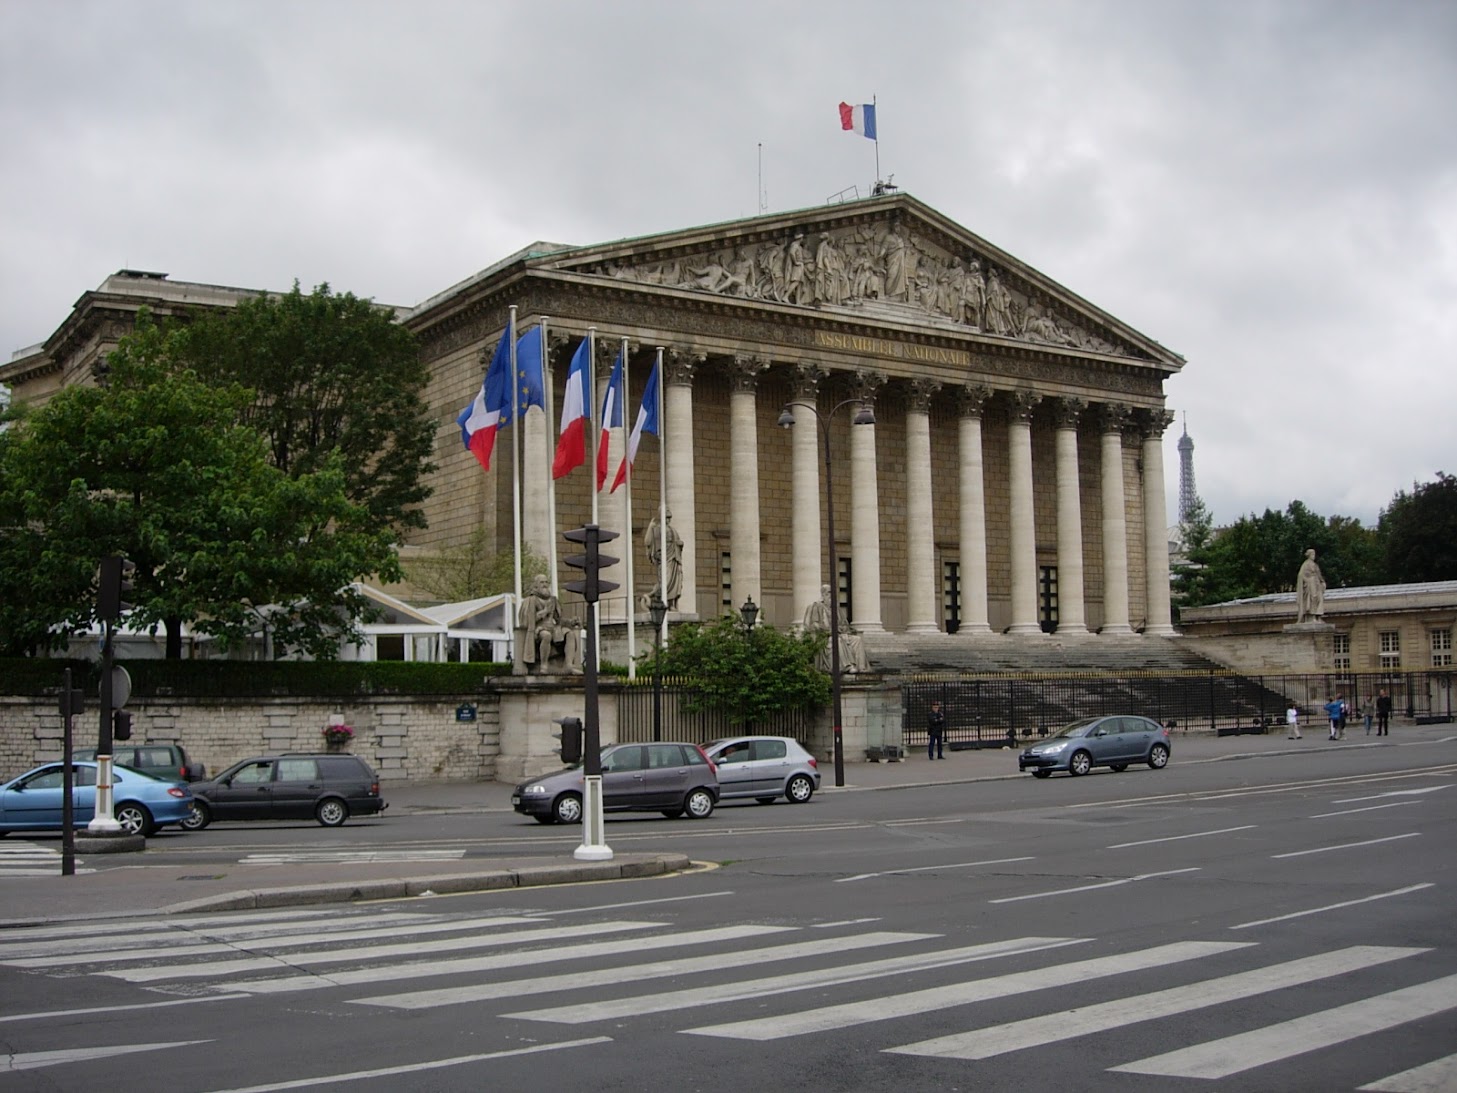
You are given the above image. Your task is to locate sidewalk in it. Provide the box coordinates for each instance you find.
[3,724,1447,927]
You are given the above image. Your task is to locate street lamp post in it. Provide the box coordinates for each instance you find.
[739,596,759,631]
[777,397,875,789]
[648,591,667,743]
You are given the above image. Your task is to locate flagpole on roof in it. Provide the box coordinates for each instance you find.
[623,340,636,680]
[873,94,880,187]
[508,306,522,606]
[542,317,559,597]
[655,346,668,647]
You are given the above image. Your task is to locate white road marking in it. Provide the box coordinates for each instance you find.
[888,946,1424,1059]
[1273,832,1420,858]
[988,867,1200,904]
[1111,973,1457,1079]
[682,940,1249,1041]
[1311,802,1420,818]
[201,1038,611,1092]
[505,937,1080,1024]
[1229,884,1436,930]
[354,932,938,1012]
[0,994,247,1024]
[1359,1051,1457,1091]
[1333,786,1450,803]
[1107,825,1255,849]
[837,856,1034,883]
[3,1041,211,1072]
[239,849,467,864]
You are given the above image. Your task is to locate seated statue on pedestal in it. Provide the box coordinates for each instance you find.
[516,575,582,674]
[802,583,871,674]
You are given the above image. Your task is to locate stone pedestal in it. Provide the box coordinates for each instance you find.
[75,833,145,854]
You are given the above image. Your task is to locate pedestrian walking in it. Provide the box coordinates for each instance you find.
[926,700,946,760]
[1324,696,1345,740]
[1362,697,1374,735]
[1376,689,1393,736]
[1286,702,1302,739]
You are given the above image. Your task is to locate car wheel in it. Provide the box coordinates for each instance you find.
[115,802,154,837]
[786,774,815,803]
[1109,763,1129,772]
[755,797,777,805]
[683,788,715,819]
[1068,750,1093,777]
[180,802,211,831]
[1032,769,1052,779]
[315,798,350,827]
[553,793,584,824]
[1148,744,1170,769]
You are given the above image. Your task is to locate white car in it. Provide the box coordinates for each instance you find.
[703,736,820,804]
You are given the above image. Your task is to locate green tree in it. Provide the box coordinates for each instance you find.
[1378,472,1457,582]
[642,614,830,727]
[405,532,548,602]
[175,282,435,532]
[0,319,401,658]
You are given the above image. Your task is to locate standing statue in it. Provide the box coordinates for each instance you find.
[643,509,684,612]
[802,583,871,674]
[1295,548,1326,624]
[518,574,581,672]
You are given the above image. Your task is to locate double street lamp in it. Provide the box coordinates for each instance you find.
[777,397,875,788]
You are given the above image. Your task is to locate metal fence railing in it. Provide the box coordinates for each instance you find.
[614,680,813,745]
[901,669,1456,751]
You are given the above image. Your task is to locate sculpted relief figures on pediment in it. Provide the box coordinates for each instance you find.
[590,222,1130,357]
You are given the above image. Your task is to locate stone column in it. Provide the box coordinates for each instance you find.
[665,347,703,618]
[522,402,551,564]
[788,363,825,627]
[1141,409,1178,636]
[729,355,768,615]
[596,340,630,623]
[956,385,993,635]
[1098,403,1133,635]
[905,380,941,634]
[850,370,885,633]
[1053,397,1089,634]
[1005,389,1043,635]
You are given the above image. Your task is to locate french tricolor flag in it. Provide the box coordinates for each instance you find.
[456,332,512,473]
[551,338,592,480]
[596,349,625,491]
[839,101,877,140]
[611,359,659,493]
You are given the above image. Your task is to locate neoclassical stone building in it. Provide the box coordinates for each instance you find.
[2,193,1186,642]
[407,192,1183,640]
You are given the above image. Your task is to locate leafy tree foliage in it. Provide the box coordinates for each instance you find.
[175,282,435,532]
[1377,472,1457,582]
[405,532,548,602]
[641,614,830,727]
[0,319,401,658]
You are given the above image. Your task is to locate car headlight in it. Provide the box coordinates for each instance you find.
[522,784,548,795]
[1037,742,1070,754]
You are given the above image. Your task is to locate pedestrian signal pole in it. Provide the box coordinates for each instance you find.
[563,524,619,861]
[91,555,135,836]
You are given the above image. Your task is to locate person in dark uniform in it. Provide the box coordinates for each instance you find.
[1376,689,1393,736]
[927,701,946,760]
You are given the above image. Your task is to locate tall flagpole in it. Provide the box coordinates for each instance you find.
[541,318,559,597]
[508,306,522,606]
[872,93,880,185]
[623,339,636,680]
[656,346,667,645]
[587,328,600,675]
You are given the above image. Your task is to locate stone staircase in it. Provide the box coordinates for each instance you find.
[857,630,1223,676]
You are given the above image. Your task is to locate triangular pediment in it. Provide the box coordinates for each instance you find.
[532,193,1182,368]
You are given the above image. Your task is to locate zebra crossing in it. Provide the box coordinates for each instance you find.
[3,904,1454,1087]
[0,840,92,877]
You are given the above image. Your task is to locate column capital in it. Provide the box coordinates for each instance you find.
[1006,388,1041,424]
[1052,396,1087,430]
[957,383,994,419]
[1136,407,1176,440]
[851,368,887,409]
[789,362,826,400]
[595,337,634,372]
[907,379,941,415]
[665,345,704,385]
[1097,402,1133,435]
[729,353,771,391]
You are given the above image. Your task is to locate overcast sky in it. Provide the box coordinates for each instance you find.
[3,0,1453,528]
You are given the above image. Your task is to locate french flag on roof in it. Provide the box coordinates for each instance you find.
[839,101,877,140]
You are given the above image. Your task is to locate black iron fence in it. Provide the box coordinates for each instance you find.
[902,669,1456,751]
[615,678,813,744]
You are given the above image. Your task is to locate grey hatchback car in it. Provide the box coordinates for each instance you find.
[512,742,719,824]
[702,736,820,804]
[1018,715,1172,778]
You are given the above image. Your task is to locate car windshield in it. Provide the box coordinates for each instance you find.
[1048,718,1101,739]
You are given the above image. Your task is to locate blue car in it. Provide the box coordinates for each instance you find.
[0,761,194,837]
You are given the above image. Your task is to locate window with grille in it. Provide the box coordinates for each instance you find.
[720,552,732,614]
[1379,630,1401,670]
[1432,628,1453,668]
[1039,565,1059,633]
[943,560,961,634]
[838,557,853,623]
[1333,633,1351,673]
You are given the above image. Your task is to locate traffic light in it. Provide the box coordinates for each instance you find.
[553,716,583,764]
[563,525,620,604]
[98,555,137,620]
[57,686,84,720]
[112,709,132,742]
